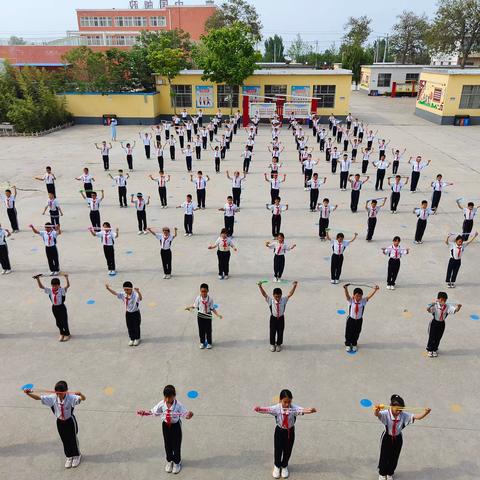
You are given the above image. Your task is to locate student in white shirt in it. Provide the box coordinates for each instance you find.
[456,199,478,241]
[226,170,246,207]
[74,167,95,199]
[339,154,352,190]
[191,171,209,209]
[89,222,119,275]
[307,173,326,212]
[24,381,86,468]
[2,186,19,232]
[361,147,373,174]
[266,197,288,239]
[317,198,338,240]
[42,192,63,227]
[265,172,286,205]
[108,170,129,207]
[139,132,152,159]
[131,193,150,234]
[137,385,193,474]
[34,166,56,197]
[387,175,409,213]
[208,228,238,279]
[257,281,298,351]
[377,138,390,159]
[105,281,143,346]
[29,222,61,275]
[374,395,431,479]
[302,154,318,189]
[168,135,177,161]
[33,273,71,341]
[365,198,386,241]
[426,291,462,356]
[326,231,358,283]
[409,156,431,192]
[0,225,12,273]
[241,146,253,174]
[444,232,477,288]
[176,194,198,236]
[210,144,221,173]
[349,173,369,212]
[373,156,389,191]
[153,142,167,170]
[330,146,341,174]
[413,200,436,243]
[80,189,104,230]
[266,233,296,282]
[94,141,112,171]
[391,147,406,174]
[147,226,177,278]
[151,124,163,145]
[185,283,222,349]
[219,196,239,237]
[342,283,379,351]
[182,144,194,172]
[254,388,316,479]
[149,170,170,208]
[382,236,409,290]
[121,141,136,170]
[430,173,453,210]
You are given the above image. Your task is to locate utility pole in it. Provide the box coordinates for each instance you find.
[375,37,379,63]
[274,41,276,63]
[383,35,389,63]
[315,40,319,68]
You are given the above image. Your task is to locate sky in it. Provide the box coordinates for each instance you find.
[0,0,438,47]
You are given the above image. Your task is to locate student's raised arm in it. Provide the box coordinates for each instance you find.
[456,199,464,210]
[100,189,105,200]
[33,274,45,289]
[343,283,351,301]
[29,224,40,234]
[366,285,380,300]
[287,280,298,298]
[63,273,70,291]
[105,284,117,296]
[134,287,143,301]
[350,232,358,242]
[413,408,431,420]
[257,281,268,299]
[465,231,478,246]
[24,389,42,401]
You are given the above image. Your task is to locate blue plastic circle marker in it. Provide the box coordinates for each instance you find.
[360,398,372,407]
[337,309,346,315]
[401,225,407,228]
[471,314,480,321]
[187,390,198,399]
[347,349,358,355]
[324,256,330,261]
[21,383,34,391]
[30,248,38,252]
[125,250,133,255]
[86,299,96,305]
[213,304,220,309]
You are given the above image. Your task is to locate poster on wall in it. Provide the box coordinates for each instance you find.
[242,85,261,102]
[417,80,445,111]
[196,86,214,108]
[291,85,311,102]
[249,102,276,118]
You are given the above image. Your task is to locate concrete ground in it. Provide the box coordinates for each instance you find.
[0,92,479,480]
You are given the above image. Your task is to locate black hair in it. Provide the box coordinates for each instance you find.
[197,170,202,175]
[118,169,123,173]
[227,196,233,200]
[220,228,228,235]
[163,384,176,397]
[103,222,111,228]
[123,281,133,288]
[395,175,401,179]
[187,194,192,199]
[353,287,363,296]
[44,222,53,227]
[390,394,405,407]
[5,189,11,193]
[436,173,442,178]
[159,170,164,174]
[336,232,345,239]
[421,200,428,205]
[46,166,51,170]
[91,191,97,196]
[275,196,281,202]
[323,198,329,202]
[279,389,293,400]
[51,278,60,286]
[468,202,474,207]
[277,232,285,239]
[437,291,448,301]
[273,288,282,295]
[54,380,68,392]
[393,236,401,242]
[455,235,463,242]
[200,283,209,291]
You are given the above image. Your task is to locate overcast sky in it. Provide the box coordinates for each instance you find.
[0,0,438,46]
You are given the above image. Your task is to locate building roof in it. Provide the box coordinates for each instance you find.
[13,63,69,67]
[423,68,480,75]
[361,64,431,69]
[160,68,352,76]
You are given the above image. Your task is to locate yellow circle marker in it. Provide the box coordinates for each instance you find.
[103,387,114,396]
[422,351,429,358]
[272,396,280,403]
[451,403,462,413]
[401,310,413,319]
[148,302,157,308]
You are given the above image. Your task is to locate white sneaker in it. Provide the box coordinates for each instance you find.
[334,280,339,284]
[273,466,281,479]
[72,455,81,468]
[184,233,188,236]
[379,476,387,480]
[432,351,438,357]
[427,351,433,357]
[50,271,55,276]
[352,346,358,352]
[451,283,456,288]
[276,345,282,352]
[143,230,149,235]
[128,340,134,346]
[1,270,5,275]
[172,463,181,474]
[345,346,352,352]
[65,457,73,468]
[270,345,276,352]
[224,275,229,280]
[133,339,141,346]
[391,285,395,290]
[218,275,223,279]
[281,466,289,478]
[188,233,192,236]
[4,270,11,274]
[163,274,167,279]
[137,231,143,235]
[166,275,171,279]
[199,343,205,349]
[386,476,394,480]
[206,343,212,349]
[165,461,173,473]
[331,279,335,284]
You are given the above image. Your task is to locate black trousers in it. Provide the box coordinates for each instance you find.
[387,258,401,286]
[184,215,193,234]
[367,140,373,149]
[52,304,70,336]
[221,147,226,160]
[232,187,241,207]
[427,318,445,352]
[337,132,343,143]
[202,137,207,150]
[89,210,101,230]
[224,216,234,237]
[126,154,133,170]
[161,249,172,274]
[332,125,337,136]
[431,190,442,210]
[274,425,295,468]
[102,155,110,170]
[45,246,59,272]
[0,244,11,270]
[340,171,349,189]
[271,214,281,237]
[320,138,325,151]
[195,146,201,160]
[209,131,214,142]
[170,146,175,160]
[7,207,18,230]
[125,310,141,340]
[390,192,400,212]
[272,252,286,279]
[83,182,93,199]
[353,126,358,137]
[103,245,115,270]
[118,186,127,207]
[310,189,319,211]
[185,156,192,172]
[345,316,363,346]
[197,189,206,208]
[304,168,313,188]
[137,210,147,231]
[162,421,182,464]
[179,136,184,149]
[143,145,150,159]
[351,148,357,160]
[392,160,399,174]
[49,211,60,227]
[446,257,461,283]
[375,169,386,190]
[155,134,161,145]
[270,315,285,346]
[158,187,167,206]
[243,158,251,173]
[361,160,369,174]
[366,217,377,240]
[319,217,329,239]
[410,171,420,191]
[199,117,203,127]
[378,431,403,477]
[331,253,343,280]
[197,313,212,344]
[462,219,473,241]
[414,219,427,242]
[215,157,220,172]
[57,416,80,458]
[331,157,338,173]
[350,190,360,212]
[158,156,164,170]
[343,139,349,151]
[270,188,279,205]
[217,250,231,276]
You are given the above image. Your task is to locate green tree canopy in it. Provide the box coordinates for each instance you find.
[287,34,311,63]
[343,15,372,46]
[8,36,27,45]
[263,35,286,63]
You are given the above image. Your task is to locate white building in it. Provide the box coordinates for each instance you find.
[360,64,427,95]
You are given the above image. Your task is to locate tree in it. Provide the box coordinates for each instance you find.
[428,0,480,68]
[8,36,27,45]
[342,44,374,85]
[343,16,372,46]
[205,0,262,42]
[389,11,430,64]
[197,23,260,113]
[263,35,285,63]
[287,34,311,63]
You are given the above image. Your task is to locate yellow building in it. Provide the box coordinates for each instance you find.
[415,69,480,125]
[154,68,352,120]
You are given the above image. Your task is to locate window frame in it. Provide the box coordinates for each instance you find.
[171,85,193,108]
[377,73,392,88]
[459,85,480,109]
[149,16,167,27]
[217,85,239,108]
[264,84,287,102]
[405,73,420,82]
[313,85,336,108]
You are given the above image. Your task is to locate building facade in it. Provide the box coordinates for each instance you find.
[360,64,426,95]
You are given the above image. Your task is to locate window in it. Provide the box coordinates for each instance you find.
[134,16,147,26]
[115,16,134,27]
[405,73,419,82]
[171,85,192,108]
[377,73,391,87]
[149,16,167,27]
[86,35,102,46]
[460,85,480,109]
[80,16,112,27]
[264,85,287,101]
[313,85,336,108]
[217,85,239,108]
